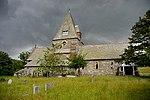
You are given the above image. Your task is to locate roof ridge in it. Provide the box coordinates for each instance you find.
[82,43,128,47]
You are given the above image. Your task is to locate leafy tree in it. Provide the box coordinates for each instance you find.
[37,48,62,76]
[68,53,87,75]
[0,51,13,75]
[121,10,150,66]
[18,51,30,64]
[12,59,24,74]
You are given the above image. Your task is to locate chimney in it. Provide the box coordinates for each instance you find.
[75,25,82,39]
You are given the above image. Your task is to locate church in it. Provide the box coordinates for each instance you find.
[23,10,128,76]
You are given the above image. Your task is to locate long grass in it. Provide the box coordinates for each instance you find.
[0,75,150,100]
[138,67,150,73]
[138,67,150,76]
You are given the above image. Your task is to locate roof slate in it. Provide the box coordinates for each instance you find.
[53,10,79,40]
[25,47,47,66]
[80,43,128,60]
[25,43,128,66]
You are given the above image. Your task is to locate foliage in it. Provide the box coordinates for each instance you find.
[0,51,13,75]
[12,59,24,74]
[18,51,30,65]
[37,48,62,76]
[0,51,25,76]
[68,53,87,72]
[0,76,150,100]
[121,10,150,66]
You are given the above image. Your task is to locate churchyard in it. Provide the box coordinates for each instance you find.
[0,67,150,100]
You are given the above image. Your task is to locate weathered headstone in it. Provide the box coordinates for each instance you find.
[33,86,40,94]
[8,79,12,84]
[45,83,54,91]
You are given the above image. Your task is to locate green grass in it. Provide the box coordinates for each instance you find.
[138,67,150,76]
[138,67,150,73]
[0,76,150,100]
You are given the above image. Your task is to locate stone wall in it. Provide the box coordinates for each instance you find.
[82,60,119,75]
[52,38,82,50]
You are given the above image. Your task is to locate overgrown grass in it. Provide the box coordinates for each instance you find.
[138,67,150,73]
[138,67,150,76]
[0,76,150,100]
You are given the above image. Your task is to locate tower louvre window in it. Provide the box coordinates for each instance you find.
[62,30,68,36]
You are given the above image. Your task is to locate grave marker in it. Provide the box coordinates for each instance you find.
[33,86,40,94]
[8,79,12,84]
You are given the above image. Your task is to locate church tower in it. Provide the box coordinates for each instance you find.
[52,10,83,61]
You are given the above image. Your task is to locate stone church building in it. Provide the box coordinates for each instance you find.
[23,10,128,76]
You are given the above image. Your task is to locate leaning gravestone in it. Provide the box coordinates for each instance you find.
[45,83,54,91]
[33,86,40,94]
[8,79,12,84]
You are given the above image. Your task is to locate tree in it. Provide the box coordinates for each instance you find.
[0,51,13,75]
[12,59,24,74]
[68,53,87,75]
[37,48,62,76]
[121,10,150,66]
[18,51,30,64]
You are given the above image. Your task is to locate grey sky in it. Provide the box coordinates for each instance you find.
[0,0,150,59]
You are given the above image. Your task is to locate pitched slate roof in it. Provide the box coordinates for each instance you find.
[25,47,47,66]
[25,47,71,66]
[80,43,128,60]
[25,43,128,66]
[53,10,79,40]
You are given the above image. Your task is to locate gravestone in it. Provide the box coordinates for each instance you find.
[33,86,40,94]
[8,79,12,84]
[45,83,54,91]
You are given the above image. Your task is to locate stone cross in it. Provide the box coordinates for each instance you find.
[8,79,12,84]
[33,86,40,94]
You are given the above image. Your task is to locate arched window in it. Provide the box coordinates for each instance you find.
[62,41,66,46]
[95,62,99,69]
[110,61,114,69]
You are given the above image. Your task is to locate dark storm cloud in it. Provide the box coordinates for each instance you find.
[0,0,150,58]
[0,0,8,16]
